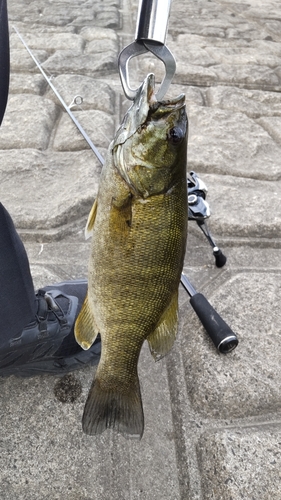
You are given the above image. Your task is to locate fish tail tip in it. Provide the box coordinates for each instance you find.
[82,377,144,439]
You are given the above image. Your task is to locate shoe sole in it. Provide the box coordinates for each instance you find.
[0,341,101,378]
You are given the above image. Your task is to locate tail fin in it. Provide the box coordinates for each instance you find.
[82,375,144,439]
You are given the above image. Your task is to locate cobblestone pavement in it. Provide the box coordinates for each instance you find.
[0,0,281,498]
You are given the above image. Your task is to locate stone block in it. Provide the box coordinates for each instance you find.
[257,116,281,146]
[0,150,103,233]
[202,173,281,239]
[10,49,49,72]
[168,85,205,106]
[45,75,115,114]
[169,41,217,67]
[9,74,47,96]
[53,110,115,150]
[204,45,281,68]
[187,105,281,180]
[95,8,120,29]
[214,64,280,90]
[79,26,118,42]
[0,95,59,150]
[44,51,117,76]
[0,343,180,500]
[180,272,281,419]
[206,86,281,118]
[173,63,218,87]
[86,38,118,55]
[10,32,85,52]
[198,426,281,500]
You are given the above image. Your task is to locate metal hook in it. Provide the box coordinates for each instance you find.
[118,40,176,101]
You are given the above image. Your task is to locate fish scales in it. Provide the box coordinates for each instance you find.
[75,74,188,438]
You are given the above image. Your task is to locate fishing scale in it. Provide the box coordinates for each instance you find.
[14,0,238,353]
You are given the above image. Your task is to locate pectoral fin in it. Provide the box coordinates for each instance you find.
[74,293,99,350]
[147,291,179,361]
[85,199,97,240]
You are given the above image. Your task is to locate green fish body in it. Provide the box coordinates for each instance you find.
[75,74,188,438]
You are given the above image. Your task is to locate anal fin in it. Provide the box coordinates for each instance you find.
[74,293,99,350]
[147,290,179,361]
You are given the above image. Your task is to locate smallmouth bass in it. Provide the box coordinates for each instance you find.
[75,74,188,438]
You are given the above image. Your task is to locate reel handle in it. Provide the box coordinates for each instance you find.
[189,293,238,353]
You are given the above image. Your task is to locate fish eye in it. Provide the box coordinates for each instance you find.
[168,127,184,144]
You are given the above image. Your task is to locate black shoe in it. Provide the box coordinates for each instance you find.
[0,279,101,377]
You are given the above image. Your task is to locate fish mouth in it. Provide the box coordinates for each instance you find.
[113,74,185,149]
[136,73,185,114]
[112,73,186,196]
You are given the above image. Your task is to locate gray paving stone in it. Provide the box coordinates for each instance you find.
[173,33,250,50]
[264,20,281,40]
[214,63,280,90]
[169,41,217,67]
[9,73,46,95]
[44,51,118,76]
[10,49,49,72]
[167,32,281,89]
[204,45,281,68]
[53,110,115,150]
[257,116,281,146]
[45,75,115,113]
[0,149,102,233]
[95,8,120,29]
[79,26,118,42]
[86,38,118,55]
[201,173,281,239]
[198,426,281,500]
[251,38,281,56]
[180,271,281,419]
[206,86,281,118]
[239,2,281,22]
[187,105,281,180]
[10,32,85,52]
[11,23,76,35]
[0,342,180,500]
[10,0,120,29]
[0,95,59,150]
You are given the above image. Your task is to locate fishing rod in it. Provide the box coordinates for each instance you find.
[15,27,238,354]
[181,274,238,353]
[13,26,104,166]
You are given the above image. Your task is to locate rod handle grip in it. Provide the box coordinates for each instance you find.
[189,293,238,353]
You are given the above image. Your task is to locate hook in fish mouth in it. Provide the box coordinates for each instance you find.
[118,39,176,101]
[113,74,185,149]
[135,73,185,109]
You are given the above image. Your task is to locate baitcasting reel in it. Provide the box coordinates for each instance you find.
[187,171,227,268]
[183,172,238,353]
